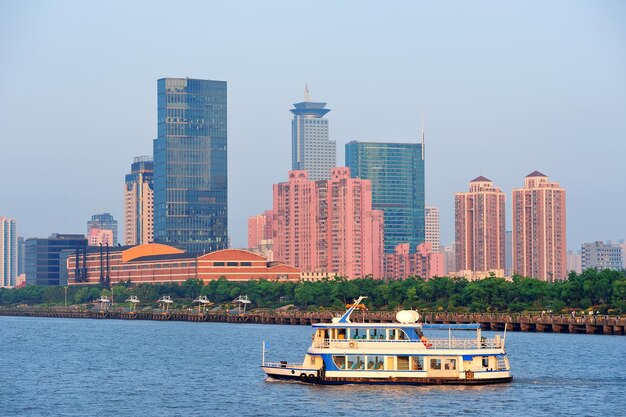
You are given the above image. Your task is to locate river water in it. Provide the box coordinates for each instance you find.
[1,316,625,417]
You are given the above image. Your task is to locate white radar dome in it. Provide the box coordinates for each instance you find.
[396,310,420,324]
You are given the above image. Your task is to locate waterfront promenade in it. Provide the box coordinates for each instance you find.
[1,306,624,335]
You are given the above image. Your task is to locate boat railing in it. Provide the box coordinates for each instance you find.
[313,337,502,349]
[263,361,308,369]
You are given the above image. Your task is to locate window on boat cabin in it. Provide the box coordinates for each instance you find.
[348,328,365,339]
[482,356,489,368]
[397,356,410,370]
[388,329,396,340]
[411,356,424,370]
[397,329,409,340]
[369,328,386,340]
[333,356,346,370]
[367,356,384,370]
[213,262,225,266]
[444,358,457,370]
[430,358,442,370]
[336,329,346,339]
[347,355,366,370]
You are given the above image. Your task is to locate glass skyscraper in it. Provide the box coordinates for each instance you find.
[153,78,227,254]
[345,141,425,254]
[291,89,336,180]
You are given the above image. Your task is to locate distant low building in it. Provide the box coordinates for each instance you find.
[26,233,87,286]
[581,241,623,271]
[67,244,301,285]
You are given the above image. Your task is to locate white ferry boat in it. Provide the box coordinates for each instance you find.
[262,296,512,385]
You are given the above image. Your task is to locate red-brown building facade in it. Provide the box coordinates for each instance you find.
[67,243,300,285]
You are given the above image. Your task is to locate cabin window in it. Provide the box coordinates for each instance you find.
[430,358,442,370]
[444,359,457,370]
[347,355,366,370]
[240,262,252,266]
[349,329,365,340]
[227,262,238,267]
[333,356,346,370]
[388,329,396,340]
[412,356,424,370]
[369,328,386,340]
[397,329,409,340]
[367,355,383,370]
[482,357,489,368]
[213,262,225,266]
[336,329,346,340]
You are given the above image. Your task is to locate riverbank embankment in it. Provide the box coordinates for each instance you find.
[1,307,624,335]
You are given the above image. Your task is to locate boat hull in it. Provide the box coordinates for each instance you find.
[263,367,512,385]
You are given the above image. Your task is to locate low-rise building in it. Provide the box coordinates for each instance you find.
[67,243,300,285]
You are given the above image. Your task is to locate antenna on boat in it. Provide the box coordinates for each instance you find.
[338,296,368,323]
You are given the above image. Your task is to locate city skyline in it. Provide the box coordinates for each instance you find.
[1,1,625,251]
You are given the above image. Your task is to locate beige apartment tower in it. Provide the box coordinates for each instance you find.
[124,156,154,246]
[512,171,566,281]
[455,176,505,279]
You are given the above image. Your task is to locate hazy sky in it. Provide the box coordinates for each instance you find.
[1,0,625,250]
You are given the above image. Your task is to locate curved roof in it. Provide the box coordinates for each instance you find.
[198,248,267,261]
[122,243,184,262]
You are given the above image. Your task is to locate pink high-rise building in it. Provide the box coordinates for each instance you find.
[88,228,114,247]
[455,176,505,279]
[248,210,273,249]
[513,171,566,281]
[272,168,384,278]
[385,242,443,280]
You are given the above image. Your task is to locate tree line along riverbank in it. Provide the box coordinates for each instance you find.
[1,269,625,314]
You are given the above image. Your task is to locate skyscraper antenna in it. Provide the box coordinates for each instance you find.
[421,112,425,161]
[304,83,310,102]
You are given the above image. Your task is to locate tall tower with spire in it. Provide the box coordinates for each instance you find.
[290,86,336,181]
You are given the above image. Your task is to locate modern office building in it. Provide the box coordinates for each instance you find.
[87,213,118,246]
[454,176,506,279]
[581,241,623,271]
[1,217,18,287]
[272,168,384,279]
[153,77,228,253]
[124,156,154,246]
[425,207,440,253]
[512,171,566,281]
[290,87,336,180]
[25,233,87,286]
[17,236,25,276]
[345,141,425,254]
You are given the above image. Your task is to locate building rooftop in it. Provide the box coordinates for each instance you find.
[526,170,547,178]
[470,175,491,182]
